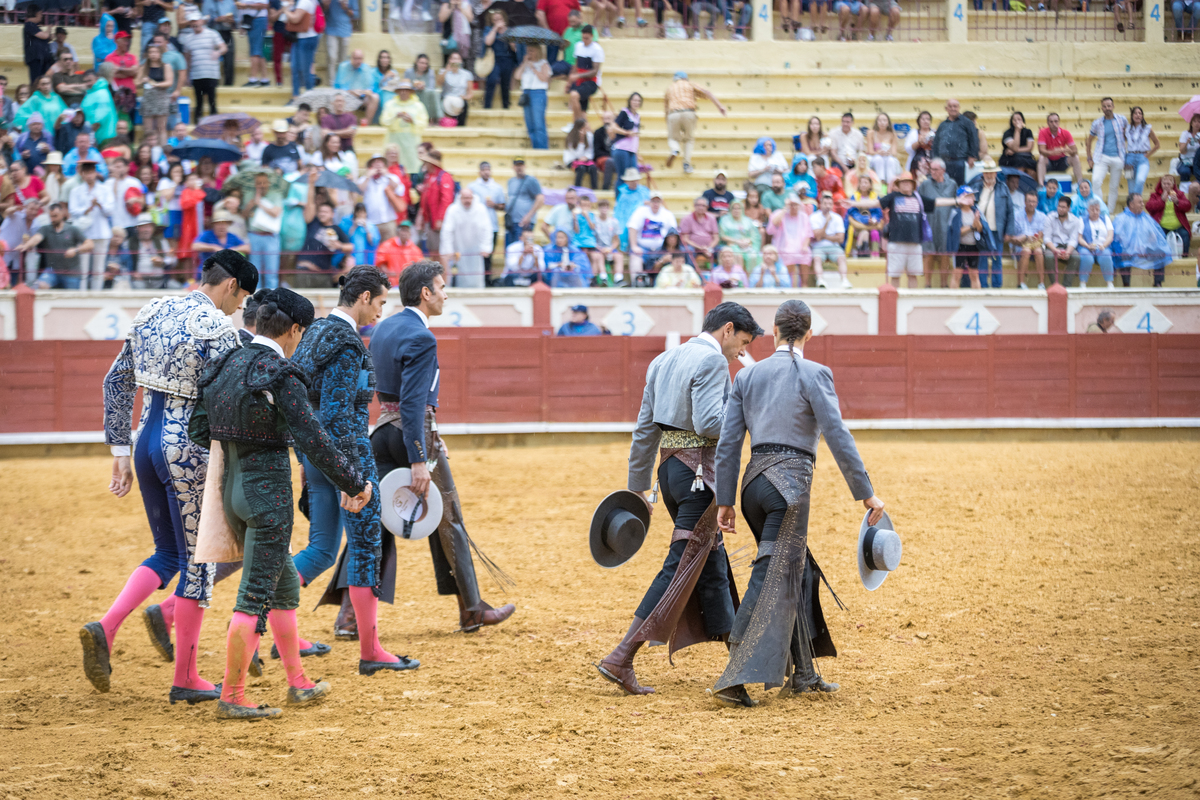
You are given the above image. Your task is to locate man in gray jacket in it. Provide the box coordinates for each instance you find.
[712,299,885,707]
[596,302,763,697]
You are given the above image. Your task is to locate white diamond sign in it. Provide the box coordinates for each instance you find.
[603,303,656,336]
[84,305,133,340]
[808,306,828,336]
[428,300,481,327]
[945,303,1000,336]
[1115,302,1172,334]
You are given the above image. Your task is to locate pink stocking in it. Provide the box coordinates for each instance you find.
[292,572,314,651]
[100,566,161,652]
[220,611,261,707]
[160,594,176,632]
[350,586,399,663]
[267,609,316,690]
[171,598,215,691]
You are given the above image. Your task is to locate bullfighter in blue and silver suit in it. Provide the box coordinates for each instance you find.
[84,250,257,705]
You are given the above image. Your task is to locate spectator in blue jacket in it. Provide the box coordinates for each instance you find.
[543,228,591,287]
[334,48,380,123]
[556,304,603,336]
[340,203,381,267]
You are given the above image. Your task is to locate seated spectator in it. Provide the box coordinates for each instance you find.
[719,198,762,277]
[192,208,250,256]
[905,110,936,177]
[503,229,546,286]
[565,26,603,123]
[1114,193,1173,288]
[374,220,424,284]
[296,172,355,288]
[1078,199,1115,289]
[320,95,360,153]
[261,119,303,173]
[865,0,900,40]
[651,230,690,272]
[1177,114,1200,182]
[245,127,268,163]
[311,134,358,177]
[1000,111,1037,178]
[50,52,87,107]
[809,190,852,289]
[750,244,791,288]
[797,115,831,161]
[564,119,597,189]
[1036,178,1063,215]
[557,304,603,337]
[767,192,813,287]
[541,187,580,241]
[572,193,601,274]
[334,49,381,123]
[760,173,788,211]
[709,248,749,288]
[948,185,983,289]
[846,174,883,257]
[1113,0,1135,33]
[843,153,881,197]
[865,112,902,183]
[340,202,382,268]
[748,137,788,191]
[592,198,624,285]
[403,53,441,124]
[543,229,591,287]
[702,170,735,217]
[15,113,54,172]
[126,212,175,289]
[1011,191,1048,289]
[1070,179,1109,219]
[828,112,864,172]
[1086,308,1116,333]
[627,191,676,282]
[810,156,847,212]
[64,132,110,178]
[654,251,702,289]
[437,52,475,127]
[743,187,770,229]
[1146,174,1192,258]
[678,196,719,269]
[1036,112,1083,188]
[785,155,818,199]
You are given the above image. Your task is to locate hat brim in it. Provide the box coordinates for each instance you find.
[589,490,650,569]
[380,468,444,541]
[857,509,896,591]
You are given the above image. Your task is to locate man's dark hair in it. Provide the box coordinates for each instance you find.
[1046,177,1059,186]
[399,259,444,307]
[1101,96,1113,104]
[338,264,391,307]
[963,110,977,122]
[318,200,335,211]
[298,102,312,113]
[113,156,128,167]
[256,302,295,338]
[810,155,825,167]
[581,24,594,34]
[842,112,854,121]
[242,294,261,332]
[1057,196,1071,208]
[55,26,67,35]
[48,202,65,213]
[702,302,764,338]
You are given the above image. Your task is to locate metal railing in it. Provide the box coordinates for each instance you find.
[773,0,947,41]
[969,3,1144,41]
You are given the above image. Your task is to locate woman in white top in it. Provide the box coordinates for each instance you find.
[1077,198,1115,288]
[865,112,902,185]
[1123,106,1158,197]
[515,44,551,150]
[311,133,358,178]
[748,137,788,191]
[1178,113,1200,182]
[437,51,475,126]
[563,118,597,189]
[904,110,936,178]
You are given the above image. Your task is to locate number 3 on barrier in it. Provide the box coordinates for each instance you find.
[954,3,963,19]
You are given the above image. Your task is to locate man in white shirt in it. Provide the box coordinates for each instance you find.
[467,161,506,283]
[358,154,403,241]
[567,26,604,122]
[502,230,545,287]
[540,187,578,241]
[1042,194,1082,287]
[626,191,677,281]
[829,112,865,173]
[67,160,116,290]
[809,191,852,289]
[1013,192,1048,290]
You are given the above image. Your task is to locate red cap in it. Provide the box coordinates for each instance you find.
[114,31,131,38]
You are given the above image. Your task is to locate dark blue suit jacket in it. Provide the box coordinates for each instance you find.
[370,307,440,465]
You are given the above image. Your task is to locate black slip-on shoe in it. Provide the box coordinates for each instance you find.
[286,680,332,705]
[248,648,263,678]
[169,683,223,705]
[215,700,282,720]
[269,641,332,660]
[359,656,420,675]
[79,622,112,693]
[143,604,174,662]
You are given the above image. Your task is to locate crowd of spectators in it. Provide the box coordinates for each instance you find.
[2,1,1195,292]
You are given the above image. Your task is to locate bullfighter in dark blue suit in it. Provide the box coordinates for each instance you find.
[366,259,516,632]
[291,265,420,675]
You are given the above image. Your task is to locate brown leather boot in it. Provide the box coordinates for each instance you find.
[595,618,655,695]
[457,595,516,633]
[334,591,358,641]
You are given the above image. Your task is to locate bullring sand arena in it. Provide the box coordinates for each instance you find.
[1,438,1197,799]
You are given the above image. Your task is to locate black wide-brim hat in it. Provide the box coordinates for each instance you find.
[589,490,651,569]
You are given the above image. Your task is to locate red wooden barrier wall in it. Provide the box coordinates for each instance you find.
[1,333,1198,434]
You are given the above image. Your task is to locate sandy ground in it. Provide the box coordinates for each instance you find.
[1,440,1198,799]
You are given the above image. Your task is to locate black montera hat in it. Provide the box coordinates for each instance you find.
[204,249,259,294]
[263,287,315,329]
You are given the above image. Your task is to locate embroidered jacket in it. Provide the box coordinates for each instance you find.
[103,291,240,449]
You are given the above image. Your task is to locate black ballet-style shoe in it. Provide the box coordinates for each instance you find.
[79,622,112,693]
[711,685,759,708]
[269,642,332,660]
[359,656,420,675]
[287,680,332,705]
[248,648,263,677]
[215,700,282,720]
[143,604,174,662]
[788,676,840,694]
[169,683,223,705]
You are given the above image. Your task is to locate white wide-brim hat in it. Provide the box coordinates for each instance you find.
[379,468,444,541]
[857,509,902,591]
[442,95,465,116]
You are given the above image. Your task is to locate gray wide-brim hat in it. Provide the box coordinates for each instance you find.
[858,509,902,591]
[380,468,444,541]
[590,490,651,568]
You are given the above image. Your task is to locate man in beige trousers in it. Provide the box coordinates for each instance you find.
[664,71,727,175]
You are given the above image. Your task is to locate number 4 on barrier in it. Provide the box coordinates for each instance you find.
[1151,4,1161,20]
[759,3,768,20]
[954,3,964,20]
